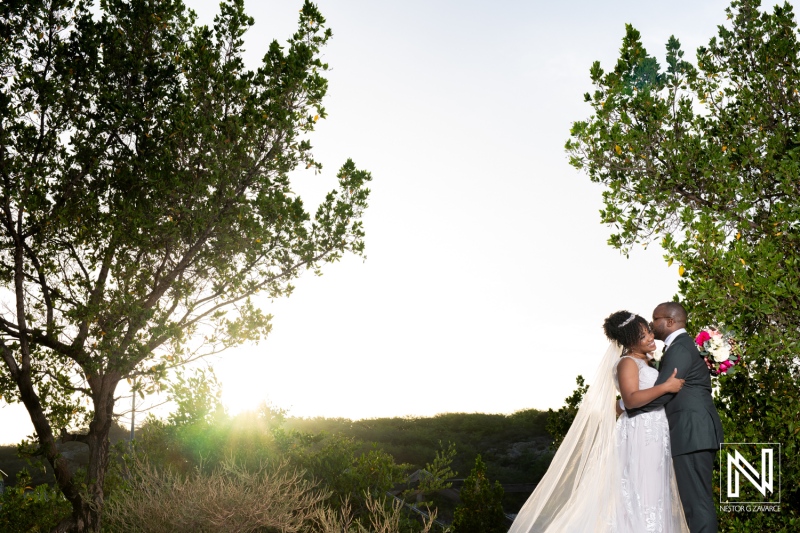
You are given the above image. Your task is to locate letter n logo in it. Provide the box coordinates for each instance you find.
[720,443,781,504]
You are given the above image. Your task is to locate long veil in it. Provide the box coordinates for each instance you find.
[509,343,622,533]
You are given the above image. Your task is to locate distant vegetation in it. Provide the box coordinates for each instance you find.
[1,366,595,531]
[282,409,553,485]
[1,400,556,531]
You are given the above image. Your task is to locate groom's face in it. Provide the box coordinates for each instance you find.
[651,306,672,341]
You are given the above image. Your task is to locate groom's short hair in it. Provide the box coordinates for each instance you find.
[657,302,687,324]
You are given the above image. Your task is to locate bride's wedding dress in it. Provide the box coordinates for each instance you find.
[508,344,688,532]
[614,356,688,533]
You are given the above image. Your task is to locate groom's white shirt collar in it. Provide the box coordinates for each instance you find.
[664,328,687,350]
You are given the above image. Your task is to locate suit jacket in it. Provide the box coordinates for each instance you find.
[626,332,724,456]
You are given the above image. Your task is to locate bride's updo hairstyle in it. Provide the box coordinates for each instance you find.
[603,310,650,350]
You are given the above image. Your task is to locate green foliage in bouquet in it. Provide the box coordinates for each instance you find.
[567,1,800,529]
[694,326,742,377]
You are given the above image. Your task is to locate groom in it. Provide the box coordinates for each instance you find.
[626,302,724,533]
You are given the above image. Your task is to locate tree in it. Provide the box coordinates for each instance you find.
[566,0,799,529]
[166,367,225,428]
[545,375,588,449]
[416,440,458,497]
[0,0,371,531]
[401,440,458,513]
[451,455,506,533]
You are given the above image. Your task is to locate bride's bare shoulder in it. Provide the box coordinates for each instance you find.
[617,356,640,374]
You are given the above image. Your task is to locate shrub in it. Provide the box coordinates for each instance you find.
[451,455,506,533]
[103,457,328,533]
[0,470,70,533]
[314,494,439,533]
[103,455,440,533]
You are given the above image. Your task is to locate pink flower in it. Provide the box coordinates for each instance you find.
[695,330,711,346]
[709,329,723,338]
[719,360,731,372]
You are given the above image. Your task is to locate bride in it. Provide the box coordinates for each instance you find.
[509,311,689,532]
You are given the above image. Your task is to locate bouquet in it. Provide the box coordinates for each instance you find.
[694,327,742,376]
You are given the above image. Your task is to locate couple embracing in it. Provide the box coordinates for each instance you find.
[510,302,723,533]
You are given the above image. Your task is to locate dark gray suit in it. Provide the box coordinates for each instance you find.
[627,332,723,533]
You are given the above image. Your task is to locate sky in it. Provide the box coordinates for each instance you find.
[1,0,750,444]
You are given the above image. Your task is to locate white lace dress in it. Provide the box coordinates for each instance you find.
[613,356,688,533]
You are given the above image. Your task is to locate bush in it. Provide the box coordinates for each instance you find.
[0,470,70,533]
[273,430,408,515]
[103,455,439,533]
[451,455,506,533]
[103,457,328,533]
[315,494,440,533]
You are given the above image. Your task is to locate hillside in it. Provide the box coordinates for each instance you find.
[1,410,554,517]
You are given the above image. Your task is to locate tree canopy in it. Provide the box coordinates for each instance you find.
[0,0,371,530]
[567,0,799,529]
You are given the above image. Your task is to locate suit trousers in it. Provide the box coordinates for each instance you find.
[673,449,717,533]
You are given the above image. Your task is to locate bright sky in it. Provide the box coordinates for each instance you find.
[2,0,744,444]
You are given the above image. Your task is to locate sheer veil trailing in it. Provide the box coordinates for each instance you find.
[509,343,623,533]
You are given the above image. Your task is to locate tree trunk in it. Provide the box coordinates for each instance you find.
[53,373,120,532]
[11,361,83,527]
